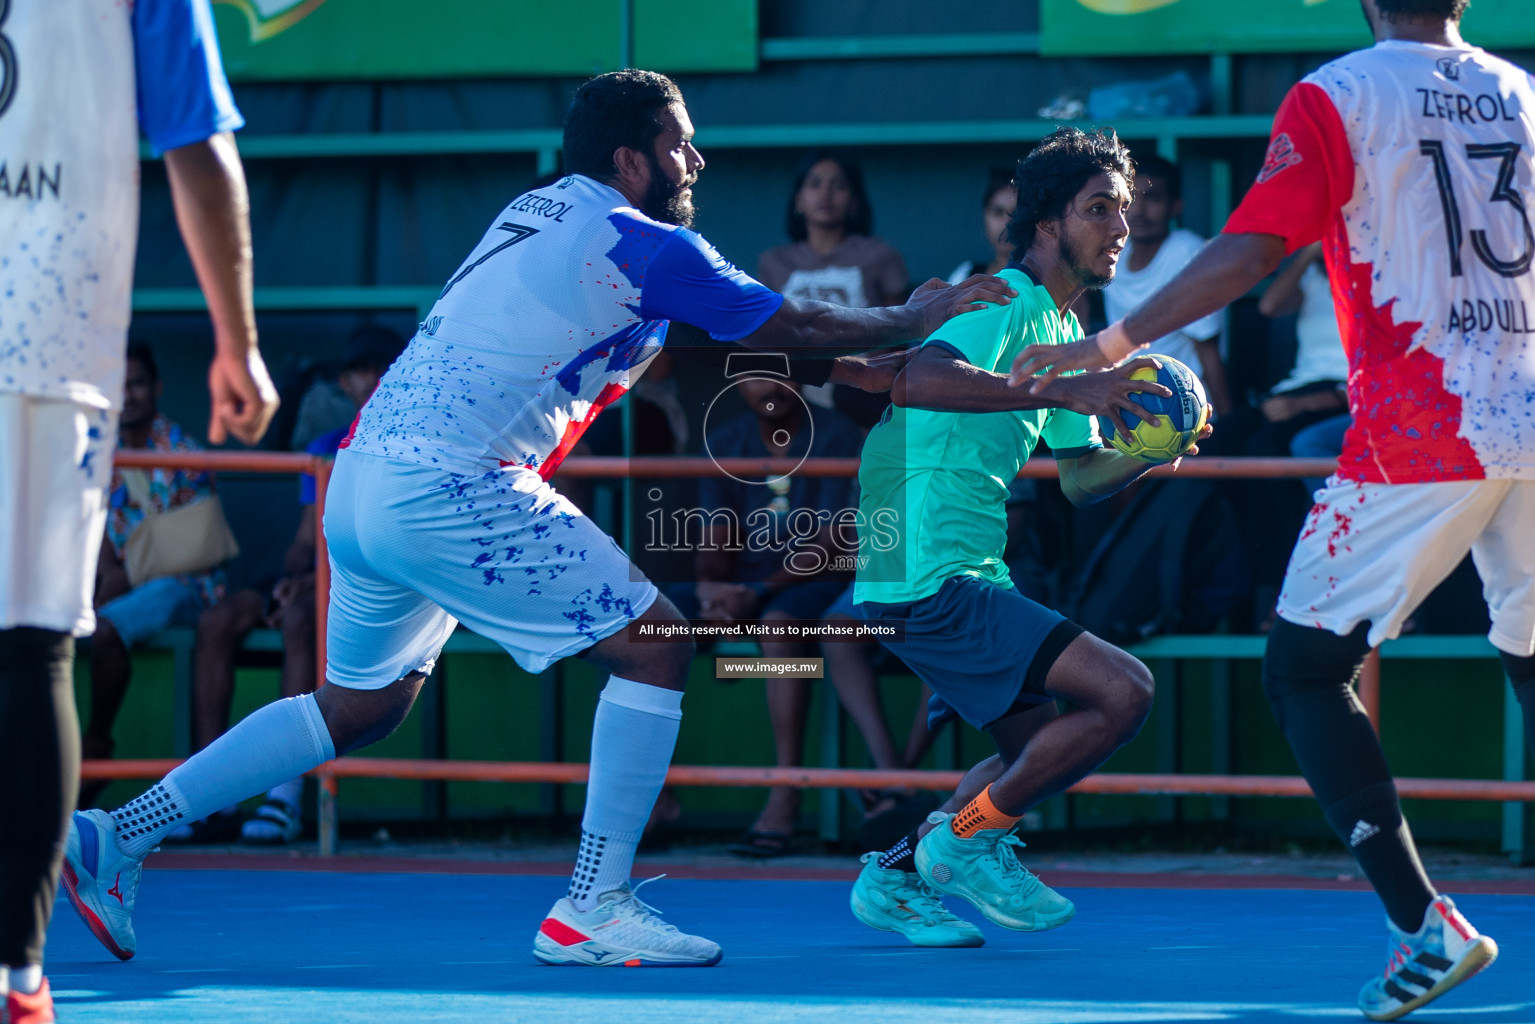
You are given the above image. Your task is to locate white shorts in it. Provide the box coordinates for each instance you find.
[322,449,657,687]
[0,393,117,636]
[1277,477,1535,655]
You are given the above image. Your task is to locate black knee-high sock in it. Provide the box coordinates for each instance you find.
[0,628,79,968]
[1502,652,1535,760]
[1263,619,1435,934]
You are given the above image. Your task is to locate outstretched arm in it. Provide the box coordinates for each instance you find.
[740,275,1016,353]
[893,346,1172,437]
[1008,232,1287,390]
[164,133,279,445]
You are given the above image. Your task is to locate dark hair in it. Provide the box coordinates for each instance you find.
[1005,128,1135,253]
[1375,0,1468,19]
[562,69,684,183]
[1132,154,1182,202]
[982,166,1015,208]
[785,150,873,242]
[126,340,158,382]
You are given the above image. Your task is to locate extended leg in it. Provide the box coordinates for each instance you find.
[61,673,417,960]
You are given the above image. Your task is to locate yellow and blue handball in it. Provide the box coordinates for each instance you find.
[1102,354,1210,463]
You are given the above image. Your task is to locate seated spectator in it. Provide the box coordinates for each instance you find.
[1213,243,1349,625]
[1291,412,1351,498]
[1104,154,1233,415]
[670,374,862,856]
[1254,242,1351,442]
[84,343,230,803]
[817,583,941,847]
[947,167,1017,284]
[179,327,405,843]
[757,150,909,429]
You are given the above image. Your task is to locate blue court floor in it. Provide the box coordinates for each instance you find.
[43,870,1535,1023]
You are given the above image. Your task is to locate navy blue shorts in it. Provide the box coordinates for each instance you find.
[858,575,1084,731]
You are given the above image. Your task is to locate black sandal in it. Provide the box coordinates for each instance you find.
[727,829,792,858]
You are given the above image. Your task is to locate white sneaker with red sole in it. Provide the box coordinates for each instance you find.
[533,879,721,967]
[60,809,142,961]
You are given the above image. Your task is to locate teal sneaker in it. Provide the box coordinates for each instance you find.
[914,812,1074,932]
[1358,896,1497,1021]
[849,852,985,948]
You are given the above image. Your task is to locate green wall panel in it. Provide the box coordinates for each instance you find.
[1041,0,1535,56]
[634,0,758,73]
[210,0,756,81]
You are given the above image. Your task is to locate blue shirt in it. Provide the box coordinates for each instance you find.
[299,427,350,506]
[135,0,245,155]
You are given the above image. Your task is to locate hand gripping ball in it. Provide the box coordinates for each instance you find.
[1101,355,1210,463]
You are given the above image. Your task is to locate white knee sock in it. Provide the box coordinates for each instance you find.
[112,694,335,860]
[0,963,41,995]
[568,677,682,911]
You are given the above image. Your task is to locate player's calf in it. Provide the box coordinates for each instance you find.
[582,593,695,692]
[315,671,426,754]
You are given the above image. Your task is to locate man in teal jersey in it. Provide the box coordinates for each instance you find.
[848,128,1211,948]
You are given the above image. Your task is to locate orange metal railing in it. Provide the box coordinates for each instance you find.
[86,452,1521,856]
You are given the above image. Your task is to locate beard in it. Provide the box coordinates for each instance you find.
[642,156,697,228]
[1059,232,1115,290]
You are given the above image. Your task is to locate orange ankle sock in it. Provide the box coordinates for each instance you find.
[949,785,1022,839]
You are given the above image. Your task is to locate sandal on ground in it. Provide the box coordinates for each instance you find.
[856,790,942,852]
[727,829,792,858]
[240,798,303,845]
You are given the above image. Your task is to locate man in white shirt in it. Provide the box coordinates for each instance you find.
[1103,156,1233,414]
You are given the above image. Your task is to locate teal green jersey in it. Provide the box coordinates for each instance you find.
[854,268,1100,605]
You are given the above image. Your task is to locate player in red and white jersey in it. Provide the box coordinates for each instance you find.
[61,69,1015,971]
[0,1,277,1018]
[1009,1,1526,1017]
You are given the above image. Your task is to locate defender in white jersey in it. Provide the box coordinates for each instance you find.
[63,70,1016,970]
[0,1,277,1018]
[1010,1,1527,1018]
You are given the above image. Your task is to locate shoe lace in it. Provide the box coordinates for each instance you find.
[989,834,1039,894]
[912,879,960,918]
[1383,940,1413,980]
[602,875,679,934]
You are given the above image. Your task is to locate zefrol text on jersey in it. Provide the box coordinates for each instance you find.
[507,192,575,222]
[1418,88,1519,125]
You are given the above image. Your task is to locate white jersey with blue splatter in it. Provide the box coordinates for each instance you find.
[0,0,242,411]
[344,175,782,475]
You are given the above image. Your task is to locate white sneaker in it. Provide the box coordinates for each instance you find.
[533,878,722,967]
[60,809,143,960]
[1358,896,1498,1021]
